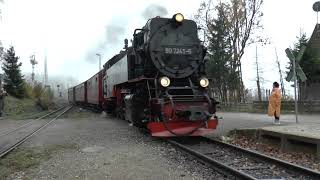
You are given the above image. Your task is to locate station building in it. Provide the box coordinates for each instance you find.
[299,24,320,101]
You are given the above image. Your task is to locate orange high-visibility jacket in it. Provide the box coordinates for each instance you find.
[268,88,282,117]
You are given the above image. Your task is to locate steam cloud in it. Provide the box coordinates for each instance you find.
[105,25,126,44]
[85,4,168,64]
[142,4,168,20]
[85,23,126,64]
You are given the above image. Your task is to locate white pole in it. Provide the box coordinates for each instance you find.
[96,53,101,71]
[292,56,298,123]
[99,56,101,71]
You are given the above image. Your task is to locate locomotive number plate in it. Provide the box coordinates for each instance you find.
[164,47,192,55]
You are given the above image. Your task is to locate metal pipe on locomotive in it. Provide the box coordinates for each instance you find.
[102,13,218,136]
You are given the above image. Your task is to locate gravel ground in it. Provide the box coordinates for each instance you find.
[6,109,226,180]
[229,135,320,172]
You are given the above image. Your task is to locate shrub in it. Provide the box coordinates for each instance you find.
[27,82,55,110]
[37,88,54,110]
[24,83,33,98]
[32,83,43,99]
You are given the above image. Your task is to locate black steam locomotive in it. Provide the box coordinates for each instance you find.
[103,13,218,136]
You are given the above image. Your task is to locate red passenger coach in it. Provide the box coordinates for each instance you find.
[75,82,87,104]
[86,70,104,109]
[67,87,75,104]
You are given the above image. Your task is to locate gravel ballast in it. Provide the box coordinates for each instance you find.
[229,134,320,172]
[4,110,225,180]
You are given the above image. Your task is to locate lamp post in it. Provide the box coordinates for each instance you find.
[96,53,101,71]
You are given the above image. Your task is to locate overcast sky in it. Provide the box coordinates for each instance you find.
[0,0,318,95]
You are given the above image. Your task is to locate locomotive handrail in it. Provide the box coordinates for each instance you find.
[167,86,200,90]
[165,94,205,97]
[163,99,206,103]
[133,28,144,49]
[133,28,144,36]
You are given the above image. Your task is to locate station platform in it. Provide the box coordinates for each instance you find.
[206,112,320,157]
[258,124,320,158]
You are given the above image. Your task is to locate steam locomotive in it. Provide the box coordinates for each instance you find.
[68,13,219,136]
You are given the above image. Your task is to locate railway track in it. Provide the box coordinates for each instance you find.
[0,106,72,158]
[0,106,66,138]
[166,136,320,180]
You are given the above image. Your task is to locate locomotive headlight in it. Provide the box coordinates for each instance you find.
[174,13,184,23]
[199,78,209,88]
[160,77,171,87]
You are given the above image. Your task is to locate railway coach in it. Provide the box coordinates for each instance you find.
[68,70,104,109]
[67,87,75,104]
[74,82,86,105]
[86,70,104,109]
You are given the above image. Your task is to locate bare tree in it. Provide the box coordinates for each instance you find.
[229,0,265,102]
[274,48,285,96]
[195,0,265,102]
[0,1,4,60]
[0,41,3,60]
[0,0,3,22]
[255,46,262,101]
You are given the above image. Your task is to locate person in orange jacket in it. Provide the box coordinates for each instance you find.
[268,82,282,124]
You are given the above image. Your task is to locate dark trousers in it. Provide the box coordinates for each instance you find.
[274,112,279,120]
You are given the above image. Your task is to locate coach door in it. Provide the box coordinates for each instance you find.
[103,76,107,98]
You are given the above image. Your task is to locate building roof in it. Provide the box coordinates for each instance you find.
[308,24,320,51]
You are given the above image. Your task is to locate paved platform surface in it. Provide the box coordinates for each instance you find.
[261,125,320,139]
[213,112,320,157]
[211,112,320,136]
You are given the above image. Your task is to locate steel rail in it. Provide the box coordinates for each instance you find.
[166,138,257,180]
[0,106,66,138]
[0,106,73,158]
[200,136,320,178]
[167,136,320,180]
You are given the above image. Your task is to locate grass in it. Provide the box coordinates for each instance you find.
[0,144,78,179]
[2,96,52,120]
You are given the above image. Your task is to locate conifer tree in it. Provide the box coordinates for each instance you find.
[2,46,25,98]
[206,3,235,102]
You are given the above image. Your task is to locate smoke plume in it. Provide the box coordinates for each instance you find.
[142,4,168,20]
[85,4,168,64]
[104,25,126,44]
[85,22,126,64]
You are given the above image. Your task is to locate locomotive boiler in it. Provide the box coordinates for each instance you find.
[102,13,218,136]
